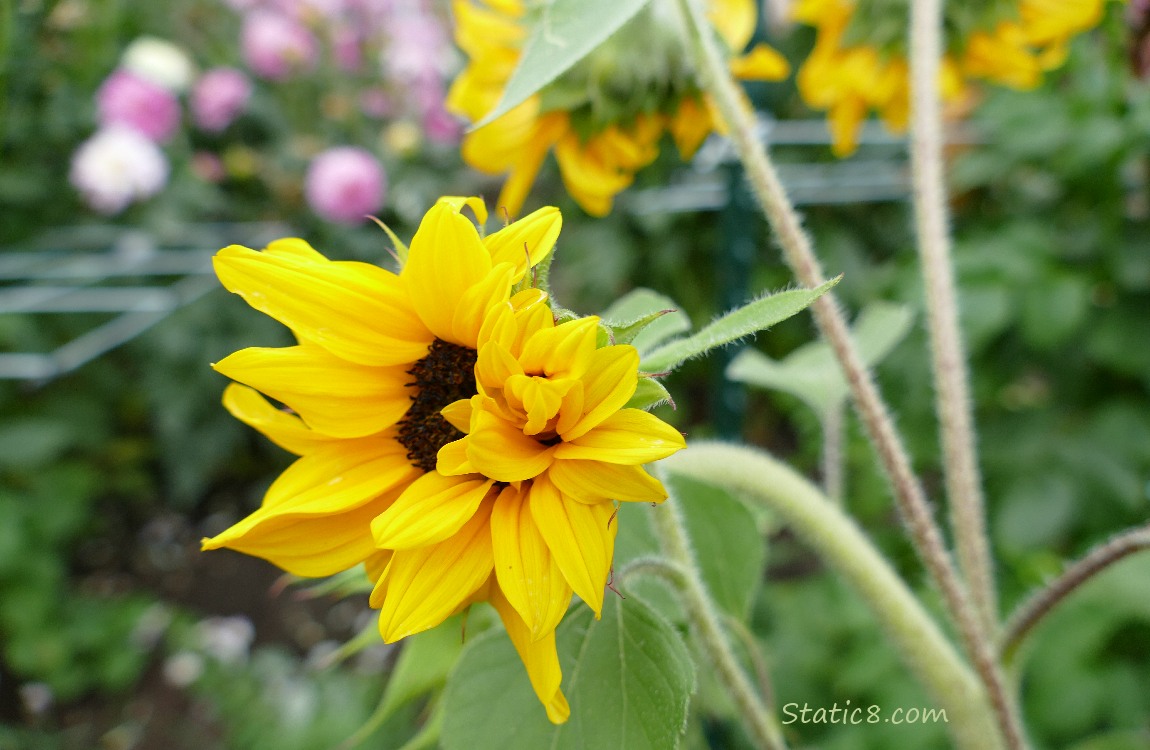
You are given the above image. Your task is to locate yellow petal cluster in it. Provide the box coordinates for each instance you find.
[202,197,686,723]
[447,0,789,217]
[793,0,1108,156]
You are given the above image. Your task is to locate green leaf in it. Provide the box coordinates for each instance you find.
[667,475,766,620]
[473,0,654,129]
[347,614,472,747]
[726,300,913,414]
[602,288,691,356]
[441,594,694,750]
[641,278,840,373]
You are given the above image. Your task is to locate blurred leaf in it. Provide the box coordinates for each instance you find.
[642,279,839,373]
[666,474,766,620]
[374,615,467,724]
[473,0,653,128]
[442,594,694,750]
[0,418,75,469]
[726,301,913,414]
[602,287,691,356]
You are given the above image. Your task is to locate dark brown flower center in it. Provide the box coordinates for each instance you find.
[397,338,478,472]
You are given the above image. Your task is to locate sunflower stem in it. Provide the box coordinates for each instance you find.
[820,403,846,504]
[908,0,997,637]
[1000,524,1150,665]
[671,3,1027,747]
[661,443,1005,750]
[643,494,789,750]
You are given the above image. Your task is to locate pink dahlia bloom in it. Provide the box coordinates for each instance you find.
[304,147,386,224]
[96,69,181,143]
[192,68,252,132]
[241,10,319,80]
[70,127,169,214]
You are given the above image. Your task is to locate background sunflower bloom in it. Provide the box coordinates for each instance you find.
[447,0,789,216]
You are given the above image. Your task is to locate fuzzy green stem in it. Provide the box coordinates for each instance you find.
[1001,524,1150,664]
[644,497,789,750]
[820,403,846,504]
[662,443,1005,750]
[908,0,997,638]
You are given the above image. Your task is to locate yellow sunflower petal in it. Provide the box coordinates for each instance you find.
[528,474,616,617]
[221,383,334,456]
[553,133,633,217]
[489,585,570,724]
[375,500,495,642]
[214,245,432,367]
[518,316,599,379]
[484,205,562,280]
[669,97,714,160]
[548,460,668,504]
[440,398,474,433]
[467,407,556,481]
[504,374,574,436]
[371,472,494,549]
[436,195,489,225]
[213,346,411,438]
[491,484,573,640]
[436,437,476,476]
[401,203,494,345]
[729,43,791,81]
[264,237,327,262]
[555,409,686,464]
[452,262,515,345]
[202,438,419,574]
[559,345,639,441]
[497,113,568,219]
[477,340,525,395]
[202,495,397,577]
[708,0,757,50]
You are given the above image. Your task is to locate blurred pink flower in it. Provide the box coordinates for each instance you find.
[304,147,386,224]
[96,69,181,143]
[331,26,363,72]
[359,88,392,118]
[192,68,252,132]
[70,126,169,214]
[241,10,320,80]
[421,104,461,145]
[192,151,227,182]
[384,13,449,82]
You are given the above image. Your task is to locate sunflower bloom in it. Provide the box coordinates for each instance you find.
[203,197,685,723]
[447,0,789,217]
[792,0,1108,156]
[202,198,555,571]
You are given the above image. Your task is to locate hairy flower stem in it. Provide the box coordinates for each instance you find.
[663,444,1005,750]
[672,2,1026,746]
[644,498,789,750]
[909,0,997,638]
[1000,525,1150,664]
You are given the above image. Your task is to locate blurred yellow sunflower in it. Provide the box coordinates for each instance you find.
[203,196,685,723]
[793,0,1109,156]
[447,0,789,217]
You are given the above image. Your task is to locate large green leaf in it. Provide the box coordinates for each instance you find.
[667,475,766,620]
[726,300,913,414]
[640,278,840,373]
[473,0,654,128]
[441,594,694,750]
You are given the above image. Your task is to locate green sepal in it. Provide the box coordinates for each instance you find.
[625,376,675,411]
